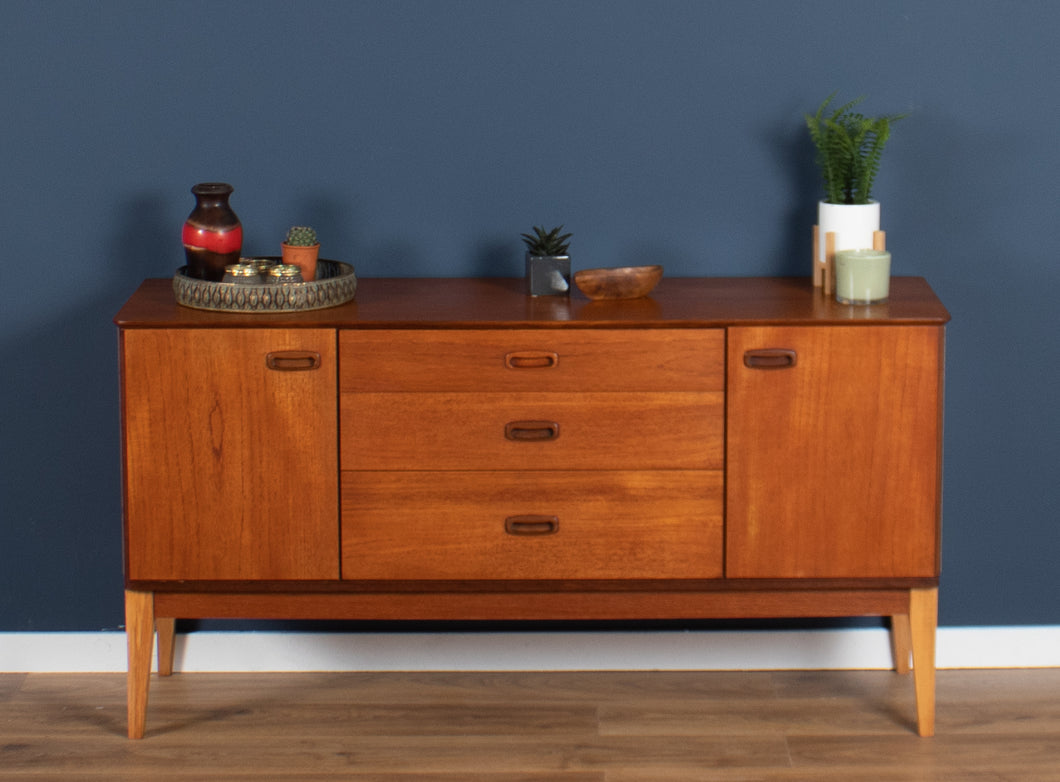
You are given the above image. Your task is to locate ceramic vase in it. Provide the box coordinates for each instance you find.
[182,183,243,281]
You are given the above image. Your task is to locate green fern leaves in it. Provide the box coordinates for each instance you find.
[806,93,905,205]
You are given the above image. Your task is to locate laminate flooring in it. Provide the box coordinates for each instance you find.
[2,669,1059,780]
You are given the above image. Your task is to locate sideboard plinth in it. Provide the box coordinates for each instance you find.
[125,584,938,738]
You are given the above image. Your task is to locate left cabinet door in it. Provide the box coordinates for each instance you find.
[121,328,339,581]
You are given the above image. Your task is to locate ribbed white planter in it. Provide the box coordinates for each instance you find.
[816,200,881,268]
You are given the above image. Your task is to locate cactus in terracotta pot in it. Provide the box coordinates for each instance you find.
[281,225,320,281]
[284,225,318,247]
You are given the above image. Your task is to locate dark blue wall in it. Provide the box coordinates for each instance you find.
[2,0,1057,630]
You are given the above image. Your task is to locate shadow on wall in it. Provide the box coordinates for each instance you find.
[180,616,889,634]
[471,240,521,279]
[0,193,174,631]
[769,113,820,277]
[267,191,362,266]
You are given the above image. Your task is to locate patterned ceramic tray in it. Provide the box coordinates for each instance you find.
[173,260,357,312]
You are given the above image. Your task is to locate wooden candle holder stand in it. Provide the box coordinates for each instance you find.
[813,227,887,295]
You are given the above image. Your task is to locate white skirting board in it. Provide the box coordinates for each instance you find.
[1,626,1058,673]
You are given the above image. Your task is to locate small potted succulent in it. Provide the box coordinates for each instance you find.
[521,224,572,296]
[281,225,320,281]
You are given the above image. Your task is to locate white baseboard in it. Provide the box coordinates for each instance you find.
[2,626,1058,673]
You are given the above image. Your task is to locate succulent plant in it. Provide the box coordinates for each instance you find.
[521,225,572,257]
[284,225,318,247]
[805,93,905,205]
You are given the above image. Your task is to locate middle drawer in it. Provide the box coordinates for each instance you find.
[340,391,723,471]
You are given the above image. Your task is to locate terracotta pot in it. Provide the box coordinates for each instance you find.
[281,243,320,281]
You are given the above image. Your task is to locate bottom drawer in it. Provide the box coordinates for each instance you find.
[341,471,723,580]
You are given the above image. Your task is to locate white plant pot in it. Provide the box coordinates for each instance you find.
[816,200,881,268]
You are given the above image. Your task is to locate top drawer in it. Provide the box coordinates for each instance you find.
[339,329,724,392]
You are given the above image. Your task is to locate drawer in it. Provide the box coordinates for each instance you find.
[339,329,724,392]
[341,470,723,580]
[341,391,723,470]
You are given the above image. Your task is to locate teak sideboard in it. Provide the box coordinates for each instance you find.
[115,276,949,739]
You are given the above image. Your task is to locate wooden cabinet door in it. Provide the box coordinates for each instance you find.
[726,326,942,579]
[122,329,338,581]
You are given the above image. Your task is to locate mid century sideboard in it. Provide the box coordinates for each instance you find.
[115,276,948,739]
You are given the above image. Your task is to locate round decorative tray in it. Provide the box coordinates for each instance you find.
[173,259,357,313]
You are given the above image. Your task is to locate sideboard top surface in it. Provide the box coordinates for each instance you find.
[115,276,950,328]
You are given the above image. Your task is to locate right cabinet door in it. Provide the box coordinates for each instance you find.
[726,325,942,579]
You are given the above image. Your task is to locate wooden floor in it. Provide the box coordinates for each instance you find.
[1,669,1058,780]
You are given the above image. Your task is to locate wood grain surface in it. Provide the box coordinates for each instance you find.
[122,328,339,581]
[2,669,1057,779]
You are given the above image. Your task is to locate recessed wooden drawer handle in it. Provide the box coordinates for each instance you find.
[505,515,560,535]
[505,351,559,369]
[265,351,322,371]
[505,421,560,441]
[743,349,797,369]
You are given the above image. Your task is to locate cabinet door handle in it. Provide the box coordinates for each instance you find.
[504,420,560,441]
[505,351,559,369]
[505,515,560,535]
[743,349,797,369]
[266,351,322,371]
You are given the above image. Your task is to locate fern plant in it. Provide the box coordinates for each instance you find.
[521,225,572,257]
[806,93,905,205]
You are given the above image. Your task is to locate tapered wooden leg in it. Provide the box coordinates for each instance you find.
[156,617,176,677]
[891,613,912,674]
[813,225,822,287]
[909,586,938,737]
[125,589,154,739]
[824,231,836,295]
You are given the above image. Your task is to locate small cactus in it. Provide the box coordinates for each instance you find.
[284,225,318,246]
[521,225,571,257]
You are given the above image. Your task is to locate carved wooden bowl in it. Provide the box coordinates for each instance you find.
[573,264,664,300]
